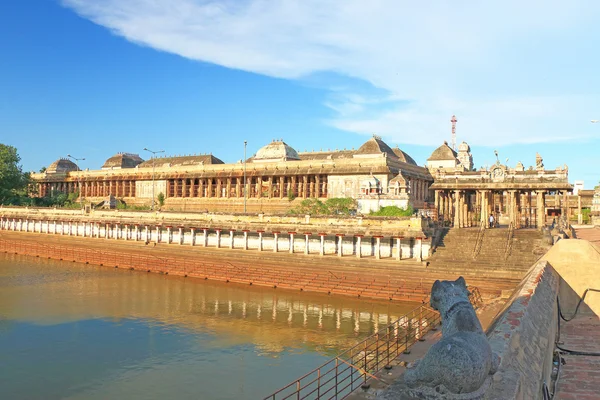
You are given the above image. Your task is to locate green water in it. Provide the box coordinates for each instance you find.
[0,253,418,400]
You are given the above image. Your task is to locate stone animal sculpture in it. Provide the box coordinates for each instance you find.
[404,277,499,394]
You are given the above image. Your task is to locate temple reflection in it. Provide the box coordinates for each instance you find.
[0,254,419,357]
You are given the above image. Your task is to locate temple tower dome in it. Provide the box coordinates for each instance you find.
[253,140,300,163]
[46,158,79,174]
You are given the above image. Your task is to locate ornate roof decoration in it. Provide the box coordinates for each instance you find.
[427,141,458,161]
[46,158,79,174]
[253,140,300,163]
[137,154,224,168]
[102,153,144,170]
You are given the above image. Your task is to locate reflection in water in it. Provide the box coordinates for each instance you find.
[0,254,418,400]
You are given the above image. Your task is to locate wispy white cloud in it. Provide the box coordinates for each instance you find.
[61,0,600,146]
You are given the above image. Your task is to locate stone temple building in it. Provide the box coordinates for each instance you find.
[31,136,575,228]
[32,136,433,215]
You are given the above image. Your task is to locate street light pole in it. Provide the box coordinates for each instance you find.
[143,148,165,210]
[244,140,247,213]
[67,154,85,209]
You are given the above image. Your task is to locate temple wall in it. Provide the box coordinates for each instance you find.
[484,260,559,399]
[327,174,389,198]
[135,180,167,198]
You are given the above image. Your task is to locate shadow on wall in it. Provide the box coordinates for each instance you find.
[482,239,600,400]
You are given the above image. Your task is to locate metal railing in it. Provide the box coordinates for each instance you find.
[472,220,486,260]
[263,305,440,400]
[503,222,514,261]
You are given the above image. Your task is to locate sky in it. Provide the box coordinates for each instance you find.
[1,0,599,187]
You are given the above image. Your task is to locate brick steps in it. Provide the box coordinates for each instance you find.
[428,227,543,285]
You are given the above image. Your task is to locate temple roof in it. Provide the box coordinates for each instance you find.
[427,142,458,161]
[253,140,300,162]
[392,147,417,165]
[355,136,397,158]
[137,154,224,168]
[46,158,79,174]
[298,150,356,160]
[102,153,144,169]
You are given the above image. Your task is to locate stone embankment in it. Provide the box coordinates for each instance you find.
[0,211,521,301]
[0,207,432,261]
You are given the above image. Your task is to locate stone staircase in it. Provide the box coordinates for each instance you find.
[428,227,543,283]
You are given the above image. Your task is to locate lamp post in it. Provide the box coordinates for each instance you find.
[67,154,85,209]
[244,140,247,213]
[143,148,165,210]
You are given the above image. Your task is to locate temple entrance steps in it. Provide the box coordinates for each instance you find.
[427,227,543,282]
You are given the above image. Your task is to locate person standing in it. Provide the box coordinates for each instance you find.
[489,214,495,228]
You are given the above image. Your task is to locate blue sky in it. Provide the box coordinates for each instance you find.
[1,1,599,186]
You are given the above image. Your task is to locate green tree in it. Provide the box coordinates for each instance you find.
[157,192,165,207]
[324,198,357,215]
[370,206,414,217]
[0,144,30,204]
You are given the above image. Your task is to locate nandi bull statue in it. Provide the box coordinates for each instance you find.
[403,277,499,398]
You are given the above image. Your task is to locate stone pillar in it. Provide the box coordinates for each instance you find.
[511,190,518,226]
[578,195,583,224]
[319,234,325,256]
[396,237,402,260]
[258,231,264,251]
[190,228,196,246]
[415,237,423,261]
[155,226,160,243]
[288,232,295,254]
[229,230,235,249]
[215,229,221,248]
[563,191,569,222]
[243,230,249,250]
[375,236,381,259]
[480,191,487,227]
[337,234,343,257]
[434,190,440,217]
[203,229,208,247]
[536,190,545,229]
[273,232,279,252]
[304,233,310,255]
[179,227,184,245]
[25,219,29,232]
[144,226,149,242]
[356,236,362,258]
[115,224,120,240]
[454,190,461,228]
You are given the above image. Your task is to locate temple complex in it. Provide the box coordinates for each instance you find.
[31,135,580,228]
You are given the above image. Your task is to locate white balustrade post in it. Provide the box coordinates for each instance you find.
[304,233,310,255]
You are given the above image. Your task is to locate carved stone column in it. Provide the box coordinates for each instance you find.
[454,190,461,228]
[536,190,546,229]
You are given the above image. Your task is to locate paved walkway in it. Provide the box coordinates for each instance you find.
[573,226,600,244]
[554,314,600,399]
